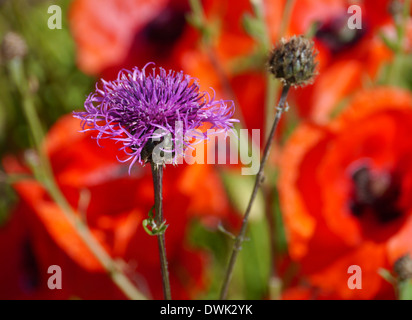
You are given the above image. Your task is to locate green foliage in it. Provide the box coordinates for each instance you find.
[142,205,169,236]
[221,170,265,221]
[398,280,412,300]
[0,0,94,157]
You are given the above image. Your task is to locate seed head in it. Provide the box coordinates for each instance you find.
[267,35,318,87]
[394,254,412,281]
[1,32,27,62]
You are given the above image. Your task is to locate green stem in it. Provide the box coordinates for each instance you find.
[220,85,290,300]
[8,58,146,300]
[256,0,295,292]
[279,0,296,37]
[386,0,410,84]
[151,163,172,300]
[263,0,295,139]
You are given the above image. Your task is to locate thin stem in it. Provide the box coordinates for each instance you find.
[205,46,246,128]
[151,163,172,300]
[279,0,296,37]
[8,58,146,300]
[248,0,279,139]
[264,0,295,138]
[220,84,290,300]
[259,0,295,294]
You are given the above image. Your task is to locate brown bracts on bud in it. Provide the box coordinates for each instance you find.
[394,254,412,281]
[1,32,27,62]
[267,35,318,88]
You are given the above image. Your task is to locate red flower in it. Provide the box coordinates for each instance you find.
[69,0,190,76]
[2,115,232,299]
[279,88,412,299]
[287,0,394,122]
[281,285,339,300]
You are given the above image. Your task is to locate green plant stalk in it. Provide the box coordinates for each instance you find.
[253,0,295,137]
[279,0,296,37]
[398,279,412,300]
[151,163,172,300]
[256,0,295,295]
[264,0,296,138]
[386,0,411,84]
[248,0,278,140]
[8,58,146,300]
[220,85,290,300]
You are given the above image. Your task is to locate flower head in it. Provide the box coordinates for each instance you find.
[278,88,412,299]
[1,32,27,62]
[394,254,412,281]
[267,35,318,88]
[74,63,237,170]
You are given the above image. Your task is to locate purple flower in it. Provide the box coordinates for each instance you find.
[73,63,237,170]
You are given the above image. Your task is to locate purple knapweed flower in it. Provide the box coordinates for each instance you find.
[73,63,237,171]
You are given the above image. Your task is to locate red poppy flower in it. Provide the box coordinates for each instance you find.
[287,0,394,121]
[281,285,340,300]
[278,87,412,299]
[182,0,397,133]
[69,0,193,76]
[2,115,233,299]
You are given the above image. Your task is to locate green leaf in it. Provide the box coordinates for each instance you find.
[142,205,168,236]
[220,170,265,222]
[147,205,154,219]
[220,169,269,299]
[378,268,396,285]
[240,212,270,299]
[242,13,265,42]
[217,223,236,240]
[379,31,397,52]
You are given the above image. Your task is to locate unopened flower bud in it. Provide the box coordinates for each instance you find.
[394,254,412,281]
[267,35,318,88]
[388,0,403,22]
[1,32,27,62]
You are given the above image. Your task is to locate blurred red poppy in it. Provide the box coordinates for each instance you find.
[2,115,233,299]
[69,0,407,130]
[182,0,396,131]
[288,0,394,122]
[69,0,177,75]
[281,285,340,300]
[278,88,412,299]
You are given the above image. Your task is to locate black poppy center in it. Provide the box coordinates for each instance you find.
[21,239,41,293]
[135,4,188,53]
[315,14,366,53]
[350,166,402,224]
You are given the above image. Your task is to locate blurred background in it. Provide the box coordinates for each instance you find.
[1,0,412,300]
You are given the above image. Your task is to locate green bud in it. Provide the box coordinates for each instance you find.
[267,35,318,88]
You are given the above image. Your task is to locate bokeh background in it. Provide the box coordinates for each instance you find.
[1,0,412,300]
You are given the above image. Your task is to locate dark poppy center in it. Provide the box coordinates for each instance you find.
[315,14,366,53]
[21,239,41,293]
[350,166,402,224]
[139,4,188,50]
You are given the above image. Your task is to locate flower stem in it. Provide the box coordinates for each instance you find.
[220,84,290,300]
[386,0,410,85]
[151,163,172,300]
[8,58,146,300]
